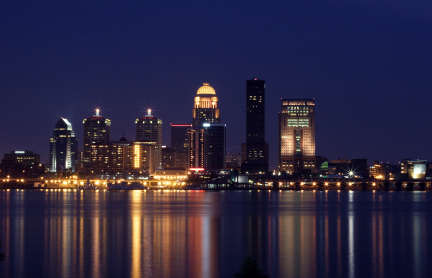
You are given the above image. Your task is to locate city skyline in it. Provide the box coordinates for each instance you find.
[1,1,431,170]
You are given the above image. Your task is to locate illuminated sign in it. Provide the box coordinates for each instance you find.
[15,151,25,154]
[190,168,205,171]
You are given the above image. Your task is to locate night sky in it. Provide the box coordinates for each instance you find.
[1,0,431,170]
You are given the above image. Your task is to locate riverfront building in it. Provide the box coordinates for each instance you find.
[171,124,191,153]
[278,99,316,174]
[49,118,78,172]
[83,109,111,168]
[135,109,162,170]
[188,83,226,171]
[192,83,220,128]
[241,79,269,173]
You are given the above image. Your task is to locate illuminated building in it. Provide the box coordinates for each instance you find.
[162,147,187,170]
[49,118,78,172]
[278,99,316,174]
[171,124,191,153]
[89,137,156,177]
[241,79,269,173]
[136,109,162,170]
[192,83,220,128]
[329,158,368,178]
[83,109,111,168]
[401,159,426,180]
[0,151,43,177]
[188,128,206,169]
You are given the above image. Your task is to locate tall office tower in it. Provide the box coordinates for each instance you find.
[83,109,111,168]
[187,129,206,169]
[192,83,220,128]
[203,123,226,171]
[241,79,269,173]
[279,99,316,174]
[171,124,191,153]
[49,118,78,172]
[135,109,162,170]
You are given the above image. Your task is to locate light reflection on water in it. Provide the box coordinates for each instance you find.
[1,190,432,278]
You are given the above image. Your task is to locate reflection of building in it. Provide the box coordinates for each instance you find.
[83,109,111,168]
[136,109,162,170]
[241,79,269,173]
[171,124,191,153]
[192,83,220,128]
[49,118,78,172]
[278,99,316,174]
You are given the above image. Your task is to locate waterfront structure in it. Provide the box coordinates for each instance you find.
[192,83,220,128]
[171,124,191,153]
[136,109,162,170]
[329,158,368,178]
[49,118,78,172]
[188,128,206,169]
[278,99,316,174]
[203,123,226,171]
[0,150,43,177]
[89,137,156,177]
[400,159,427,180]
[241,79,269,173]
[83,109,111,168]
[162,147,187,170]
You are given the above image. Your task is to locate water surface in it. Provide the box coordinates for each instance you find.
[1,189,431,278]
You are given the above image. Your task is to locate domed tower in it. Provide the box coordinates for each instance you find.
[192,83,220,128]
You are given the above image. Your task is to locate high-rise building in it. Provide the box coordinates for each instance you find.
[241,79,269,173]
[192,83,220,128]
[49,118,78,172]
[83,109,111,168]
[188,83,226,171]
[171,124,191,153]
[188,128,206,169]
[279,99,316,174]
[135,109,162,170]
[203,123,226,171]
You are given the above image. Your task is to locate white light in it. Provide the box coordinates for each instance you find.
[203,123,210,127]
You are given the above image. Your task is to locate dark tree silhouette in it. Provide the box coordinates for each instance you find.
[0,239,5,261]
[234,256,269,278]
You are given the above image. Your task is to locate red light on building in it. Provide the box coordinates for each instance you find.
[190,167,205,171]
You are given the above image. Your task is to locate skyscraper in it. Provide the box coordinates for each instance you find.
[171,124,191,153]
[203,123,226,171]
[192,83,220,128]
[241,79,269,173]
[50,118,78,172]
[279,99,316,174]
[83,109,111,168]
[135,109,162,170]
[188,83,226,171]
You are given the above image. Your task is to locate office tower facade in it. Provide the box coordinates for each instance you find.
[49,118,78,172]
[241,79,269,173]
[135,109,162,170]
[192,83,220,128]
[83,109,111,168]
[203,123,226,171]
[187,128,206,169]
[171,124,191,153]
[0,150,44,177]
[279,99,316,174]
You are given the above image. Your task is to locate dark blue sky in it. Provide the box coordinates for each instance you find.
[1,0,431,169]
